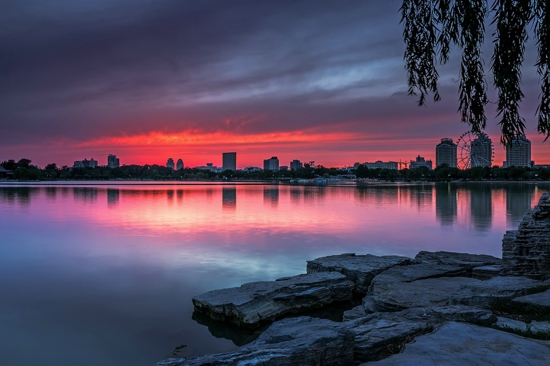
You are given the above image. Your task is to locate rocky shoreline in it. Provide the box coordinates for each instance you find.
[157,193,550,365]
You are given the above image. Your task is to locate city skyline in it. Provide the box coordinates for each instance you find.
[2,1,550,168]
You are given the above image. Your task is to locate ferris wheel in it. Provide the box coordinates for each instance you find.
[456,131,494,170]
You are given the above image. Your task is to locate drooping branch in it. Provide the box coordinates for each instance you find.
[491,0,532,144]
[534,0,550,140]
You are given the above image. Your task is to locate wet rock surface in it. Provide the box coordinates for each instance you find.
[192,272,354,328]
[306,253,411,294]
[363,322,550,366]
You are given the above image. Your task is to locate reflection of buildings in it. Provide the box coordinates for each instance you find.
[222,152,237,171]
[504,136,531,168]
[263,186,280,205]
[107,189,120,206]
[409,156,432,170]
[436,138,457,168]
[73,188,98,203]
[290,187,301,203]
[505,184,533,226]
[222,187,236,209]
[470,185,492,231]
[263,157,279,171]
[108,154,120,168]
[435,184,457,225]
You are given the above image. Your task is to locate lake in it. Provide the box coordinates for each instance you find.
[1,181,548,366]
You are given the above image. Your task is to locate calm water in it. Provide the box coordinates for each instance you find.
[1,181,548,366]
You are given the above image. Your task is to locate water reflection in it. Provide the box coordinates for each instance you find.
[470,185,493,231]
[435,184,457,226]
[506,184,534,225]
[107,189,120,207]
[263,186,279,206]
[73,187,98,203]
[222,187,236,210]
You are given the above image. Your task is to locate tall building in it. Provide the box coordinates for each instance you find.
[505,135,531,168]
[290,159,303,170]
[435,138,457,168]
[263,156,279,171]
[166,158,174,169]
[222,152,237,171]
[176,159,184,170]
[409,155,433,170]
[470,133,493,167]
[107,154,120,168]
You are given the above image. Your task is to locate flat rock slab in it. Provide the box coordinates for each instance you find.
[192,272,354,328]
[415,251,502,267]
[372,276,542,311]
[513,288,550,308]
[157,317,355,366]
[307,253,411,294]
[372,263,468,285]
[364,322,550,366]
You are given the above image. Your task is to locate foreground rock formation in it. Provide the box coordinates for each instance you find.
[503,192,550,279]
[158,194,550,365]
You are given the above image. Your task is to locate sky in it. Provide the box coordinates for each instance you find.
[1,0,549,168]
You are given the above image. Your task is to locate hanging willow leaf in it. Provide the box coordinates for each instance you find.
[534,0,550,140]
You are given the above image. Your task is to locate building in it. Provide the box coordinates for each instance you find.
[470,133,493,167]
[290,159,303,170]
[363,161,398,170]
[73,158,98,168]
[222,152,237,171]
[504,135,531,168]
[196,163,219,172]
[107,154,120,168]
[166,158,174,169]
[263,156,279,171]
[435,138,457,168]
[409,155,433,170]
[176,159,184,170]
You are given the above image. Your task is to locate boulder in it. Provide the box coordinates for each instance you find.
[306,253,411,294]
[157,317,355,366]
[192,272,354,328]
[502,193,550,279]
[512,288,550,308]
[363,322,550,366]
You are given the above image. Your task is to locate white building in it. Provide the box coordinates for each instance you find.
[290,159,302,170]
[409,156,433,170]
[107,154,120,168]
[504,136,531,168]
[166,158,174,169]
[363,161,398,170]
[263,157,279,171]
[470,133,493,167]
[176,159,184,170]
[435,138,457,168]
[222,152,237,171]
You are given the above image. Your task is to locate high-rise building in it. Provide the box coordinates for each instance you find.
[505,136,531,168]
[176,158,184,170]
[363,161,398,170]
[166,158,174,169]
[290,160,303,170]
[470,133,493,167]
[263,156,279,171]
[409,155,433,170]
[435,138,457,168]
[222,152,237,171]
[73,158,98,168]
[107,154,120,168]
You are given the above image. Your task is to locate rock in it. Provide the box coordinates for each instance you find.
[495,317,529,332]
[415,251,502,268]
[502,193,550,279]
[192,272,354,328]
[531,321,550,333]
[371,263,469,285]
[157,317,355,366]
[472,264,503,279]
[512,288,550,308]
[372,275,542,311]
[364,322,550,366]
[362,295,378,314]
[343,305,366,321]
[306,253,412,294]
[398,305,497,325]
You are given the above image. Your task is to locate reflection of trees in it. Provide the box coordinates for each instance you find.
[222,187,236,210]
[263,186,279,206]
[0,187,40,206]
[470,185,492,231]
[435,183,457,226]
[290,187,301,204]
[45,187,57,200]
[505,183,533,226]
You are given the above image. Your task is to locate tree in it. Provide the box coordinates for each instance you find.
[401,0,550,144]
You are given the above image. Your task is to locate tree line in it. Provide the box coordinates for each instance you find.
[1,158,549,182]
